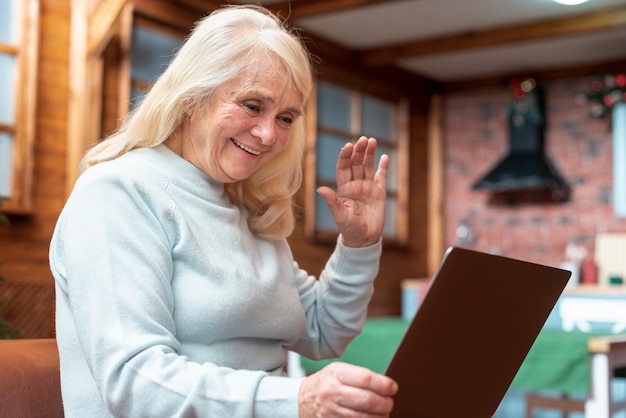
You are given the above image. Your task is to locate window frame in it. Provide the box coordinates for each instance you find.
[0,0,39,213]
[304,78,410,245]
[129,16,186,106]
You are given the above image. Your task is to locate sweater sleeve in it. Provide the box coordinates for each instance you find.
[50,168,304,418]
[285,236,382,360]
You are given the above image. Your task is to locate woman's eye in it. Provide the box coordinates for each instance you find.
[243,102,260,112]
[277,115,293,125]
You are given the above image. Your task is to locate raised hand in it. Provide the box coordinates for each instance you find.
[298,362,398,418]
[317,136,389,248]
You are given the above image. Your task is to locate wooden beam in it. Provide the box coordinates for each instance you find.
[0,44,17,55]
[170,0,222,15]
[87,0,128,57]
[358,5,626,66]
[0,123,15,134]
[302,85,317,239]
[426,94,444,277]
[395,98,410,245]
[67,0,89,192]
[266,0,415,19]
[171,0,416,22]
[305,32,438,97]
[115,3,133,123]
[135,0,203,31]
[442,58,626,92]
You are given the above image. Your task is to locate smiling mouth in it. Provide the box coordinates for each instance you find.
[231,138,261,156]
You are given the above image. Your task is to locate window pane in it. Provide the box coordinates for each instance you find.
[316,133,345,181]
[383,197,397,237]
[316,195,398,236]
[0,132,14,198]
[361,95,395,141]
[314,194,336,231]
[131,26,182,83]
[317,82,351,132]
[130,88,146,109]
[0,54,16,124]
[0,0,19,44]
[311,81,405,241]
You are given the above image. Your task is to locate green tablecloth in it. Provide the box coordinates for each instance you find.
[300,318,407,374]
[299,317,616,394]
[510,328,608,393]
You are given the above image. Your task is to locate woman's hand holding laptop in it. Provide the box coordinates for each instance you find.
[299,361,398,417]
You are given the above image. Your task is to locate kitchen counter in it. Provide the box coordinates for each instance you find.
[546,286,626,334]
[564,284,626,295]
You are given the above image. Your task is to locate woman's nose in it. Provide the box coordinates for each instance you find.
[251,116,276,146]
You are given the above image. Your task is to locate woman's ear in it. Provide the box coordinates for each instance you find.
[185,96,212,118]
[184,101,196,117]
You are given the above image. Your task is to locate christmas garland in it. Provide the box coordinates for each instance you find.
[507,77,543,126]
[576,73,626,119]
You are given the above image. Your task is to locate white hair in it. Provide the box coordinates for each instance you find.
[80,5,313,239]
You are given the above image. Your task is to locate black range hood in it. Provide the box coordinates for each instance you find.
[472,84,570,202]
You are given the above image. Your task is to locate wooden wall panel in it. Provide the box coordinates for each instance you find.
[0,0,71,338]
[0,283,55,338]
[0,0,432,339]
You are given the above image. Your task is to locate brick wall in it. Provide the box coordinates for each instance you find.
[444,75,626,267]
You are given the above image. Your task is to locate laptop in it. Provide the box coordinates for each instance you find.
[385,246,570,418]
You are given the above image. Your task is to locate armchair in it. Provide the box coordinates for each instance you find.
[0,338,63,418]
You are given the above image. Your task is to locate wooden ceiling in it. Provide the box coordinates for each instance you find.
[139,0,626,91]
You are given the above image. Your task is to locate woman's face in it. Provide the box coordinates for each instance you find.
[169,55,304,183]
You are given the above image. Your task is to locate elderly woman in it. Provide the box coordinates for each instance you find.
[50,5,396,417]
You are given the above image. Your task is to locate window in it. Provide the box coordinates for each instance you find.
[0,0,38,211]
[130,23,183,106]
[66,3,190,186]
[305,81,409,243]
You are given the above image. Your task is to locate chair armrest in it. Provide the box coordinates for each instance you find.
[588,334,626,354]
[0,338,63,418]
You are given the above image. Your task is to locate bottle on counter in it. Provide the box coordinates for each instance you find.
[581,256,597,285]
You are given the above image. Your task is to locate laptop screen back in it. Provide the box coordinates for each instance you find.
[386,247,570,417]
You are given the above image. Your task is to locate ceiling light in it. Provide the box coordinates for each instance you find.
[552,0,590,5]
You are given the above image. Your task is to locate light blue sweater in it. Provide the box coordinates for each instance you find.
[49,144,381,417]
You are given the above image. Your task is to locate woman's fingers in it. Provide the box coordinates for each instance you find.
[299,362,398,418]
[349,136,368,181]
[337,136,377,189]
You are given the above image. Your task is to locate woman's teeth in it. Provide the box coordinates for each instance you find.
[231,139,261,156]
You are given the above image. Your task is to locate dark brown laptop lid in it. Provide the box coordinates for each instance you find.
[386,247,570,418]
